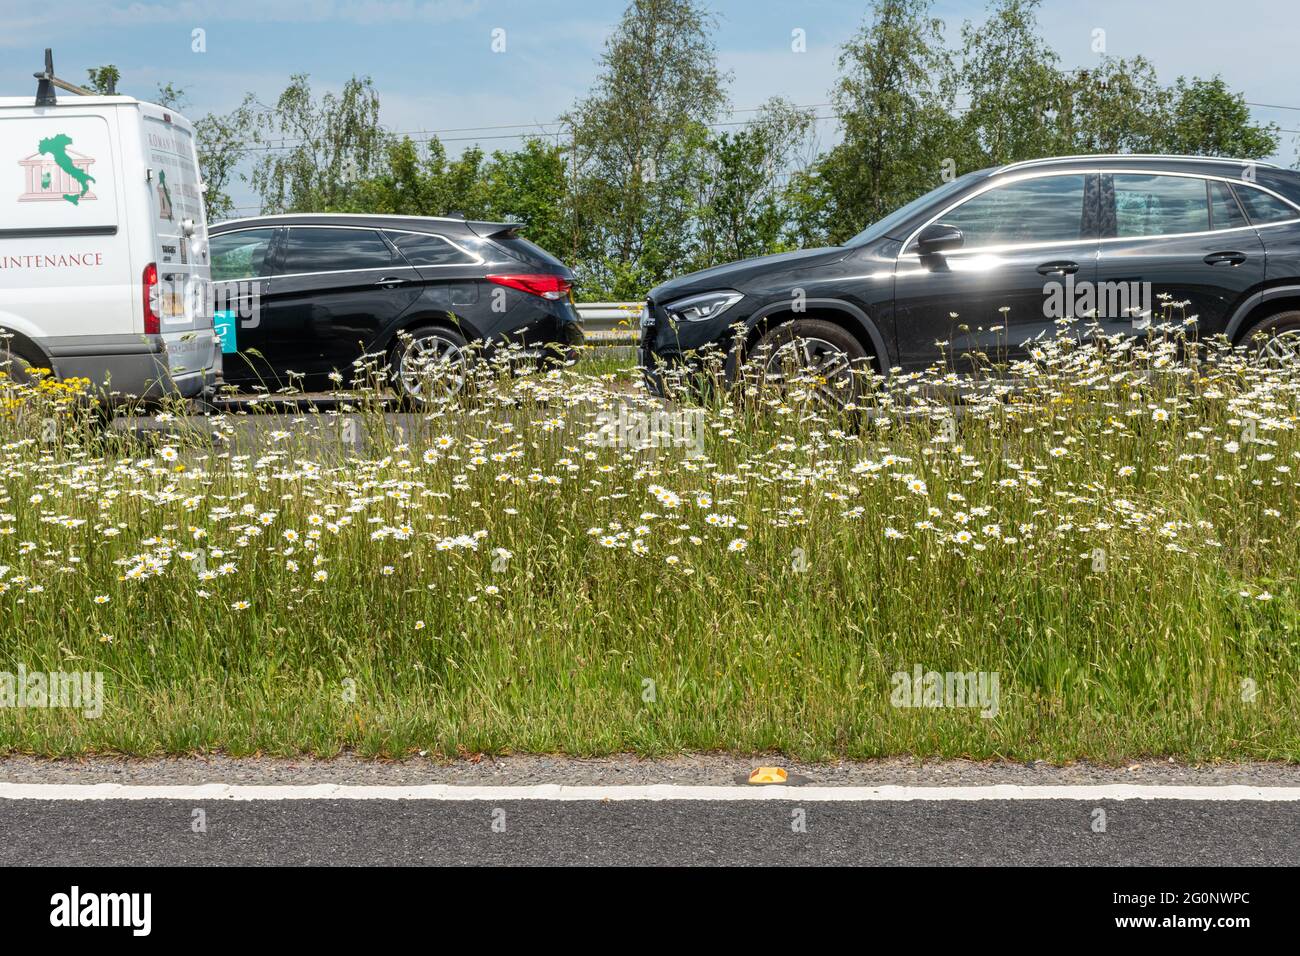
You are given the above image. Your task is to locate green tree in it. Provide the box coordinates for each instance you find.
[250,74,386,214]
[564,0,729,297]
[813,0,958,244]
[153,82,188,111]
[956,0,1070,167]
[694,98,816,265]
[480,138,571,257]
[195,96,260,221]
[1157,76,1279,158]
[84,65,120,95]
[346,137,489,217]
[1060,57,1169,154]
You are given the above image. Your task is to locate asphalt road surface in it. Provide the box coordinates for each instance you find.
[2,796,1298,866]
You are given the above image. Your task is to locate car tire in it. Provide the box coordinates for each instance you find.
[390,325,471,406]
[1241,310,1300,367]
[745,319,874,408]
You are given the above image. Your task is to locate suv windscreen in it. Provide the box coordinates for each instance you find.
[847,171,983,247]
[1233,185,1299,225]
[210,229,276,281]
[1114,174,1209,236]
[280,227,395,274]
[939,174,1087,247]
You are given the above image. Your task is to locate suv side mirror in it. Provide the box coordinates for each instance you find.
[916,222,964,255]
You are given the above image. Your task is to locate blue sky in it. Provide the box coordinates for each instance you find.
[3,0,1297,215]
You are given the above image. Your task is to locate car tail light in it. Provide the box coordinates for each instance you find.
[485,273,572,300]
[143,263,161,335]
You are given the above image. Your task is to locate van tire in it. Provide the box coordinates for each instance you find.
[0,346,41,388]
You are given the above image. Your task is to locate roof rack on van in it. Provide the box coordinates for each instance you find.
[996,154,1279,173]
[33,48,100,107]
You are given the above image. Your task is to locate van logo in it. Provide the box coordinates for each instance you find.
[19,135,97,205]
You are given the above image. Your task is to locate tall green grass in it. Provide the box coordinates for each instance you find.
[0,329,1296,760]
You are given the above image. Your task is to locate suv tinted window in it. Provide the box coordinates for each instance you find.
[281,227,395,275]
[210,229,275,281]
[1209,181,1248,230]
[1234,185,1298,225]
[940,174,1087,247]
[1114,174,1209,237]
[388,231,477,266]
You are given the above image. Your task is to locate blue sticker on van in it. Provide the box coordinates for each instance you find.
[214,310,237,354]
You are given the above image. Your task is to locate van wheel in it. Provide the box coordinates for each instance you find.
[0,348,41,387]
[390,326,471,405]
[1242,311,1300,367]
[746,319,874,408]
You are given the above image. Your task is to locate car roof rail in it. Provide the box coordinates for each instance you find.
[33,48,100,106]
[996,154,1279,173]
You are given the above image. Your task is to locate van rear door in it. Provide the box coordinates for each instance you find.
[139,107,215,381]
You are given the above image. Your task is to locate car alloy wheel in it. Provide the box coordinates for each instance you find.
[759,336,859,408]
[396,331,469,402]
[1256,328,1300,367]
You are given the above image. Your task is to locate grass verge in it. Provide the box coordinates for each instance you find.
[1,329,1297,761]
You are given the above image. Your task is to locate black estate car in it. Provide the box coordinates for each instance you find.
[208,214,582,401]
[641,155,1300,398]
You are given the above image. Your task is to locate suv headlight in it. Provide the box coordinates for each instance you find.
[664,290,744,323]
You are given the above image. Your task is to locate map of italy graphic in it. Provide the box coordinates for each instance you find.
[37,134,94,205]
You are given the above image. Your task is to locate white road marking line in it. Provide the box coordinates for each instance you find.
[0,783,1297,802]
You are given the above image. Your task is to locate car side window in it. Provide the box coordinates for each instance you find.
[388,231,477,266]
[1233,185,1299,225]
[1113,174,1209,237]
[1209,181,1248,230]
[280,228,395,275]
[210,229,276,281]
[938,174,1087,248]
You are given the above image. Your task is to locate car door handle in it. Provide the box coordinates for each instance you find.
[375,276,408,287]
[1204,251,1247,266]
[1036,260,1079,276]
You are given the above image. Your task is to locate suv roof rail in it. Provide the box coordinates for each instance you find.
[214,212,484,227]
[33,48,99,106]
[996,154,1279,173]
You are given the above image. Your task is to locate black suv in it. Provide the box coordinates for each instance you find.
[208,214,582,401]
[641,155,1300,398]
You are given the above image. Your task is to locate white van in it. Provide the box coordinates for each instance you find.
[0,77,219,402]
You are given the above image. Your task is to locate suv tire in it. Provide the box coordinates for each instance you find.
[1242,310,1300,366]
[746,319,874,408]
